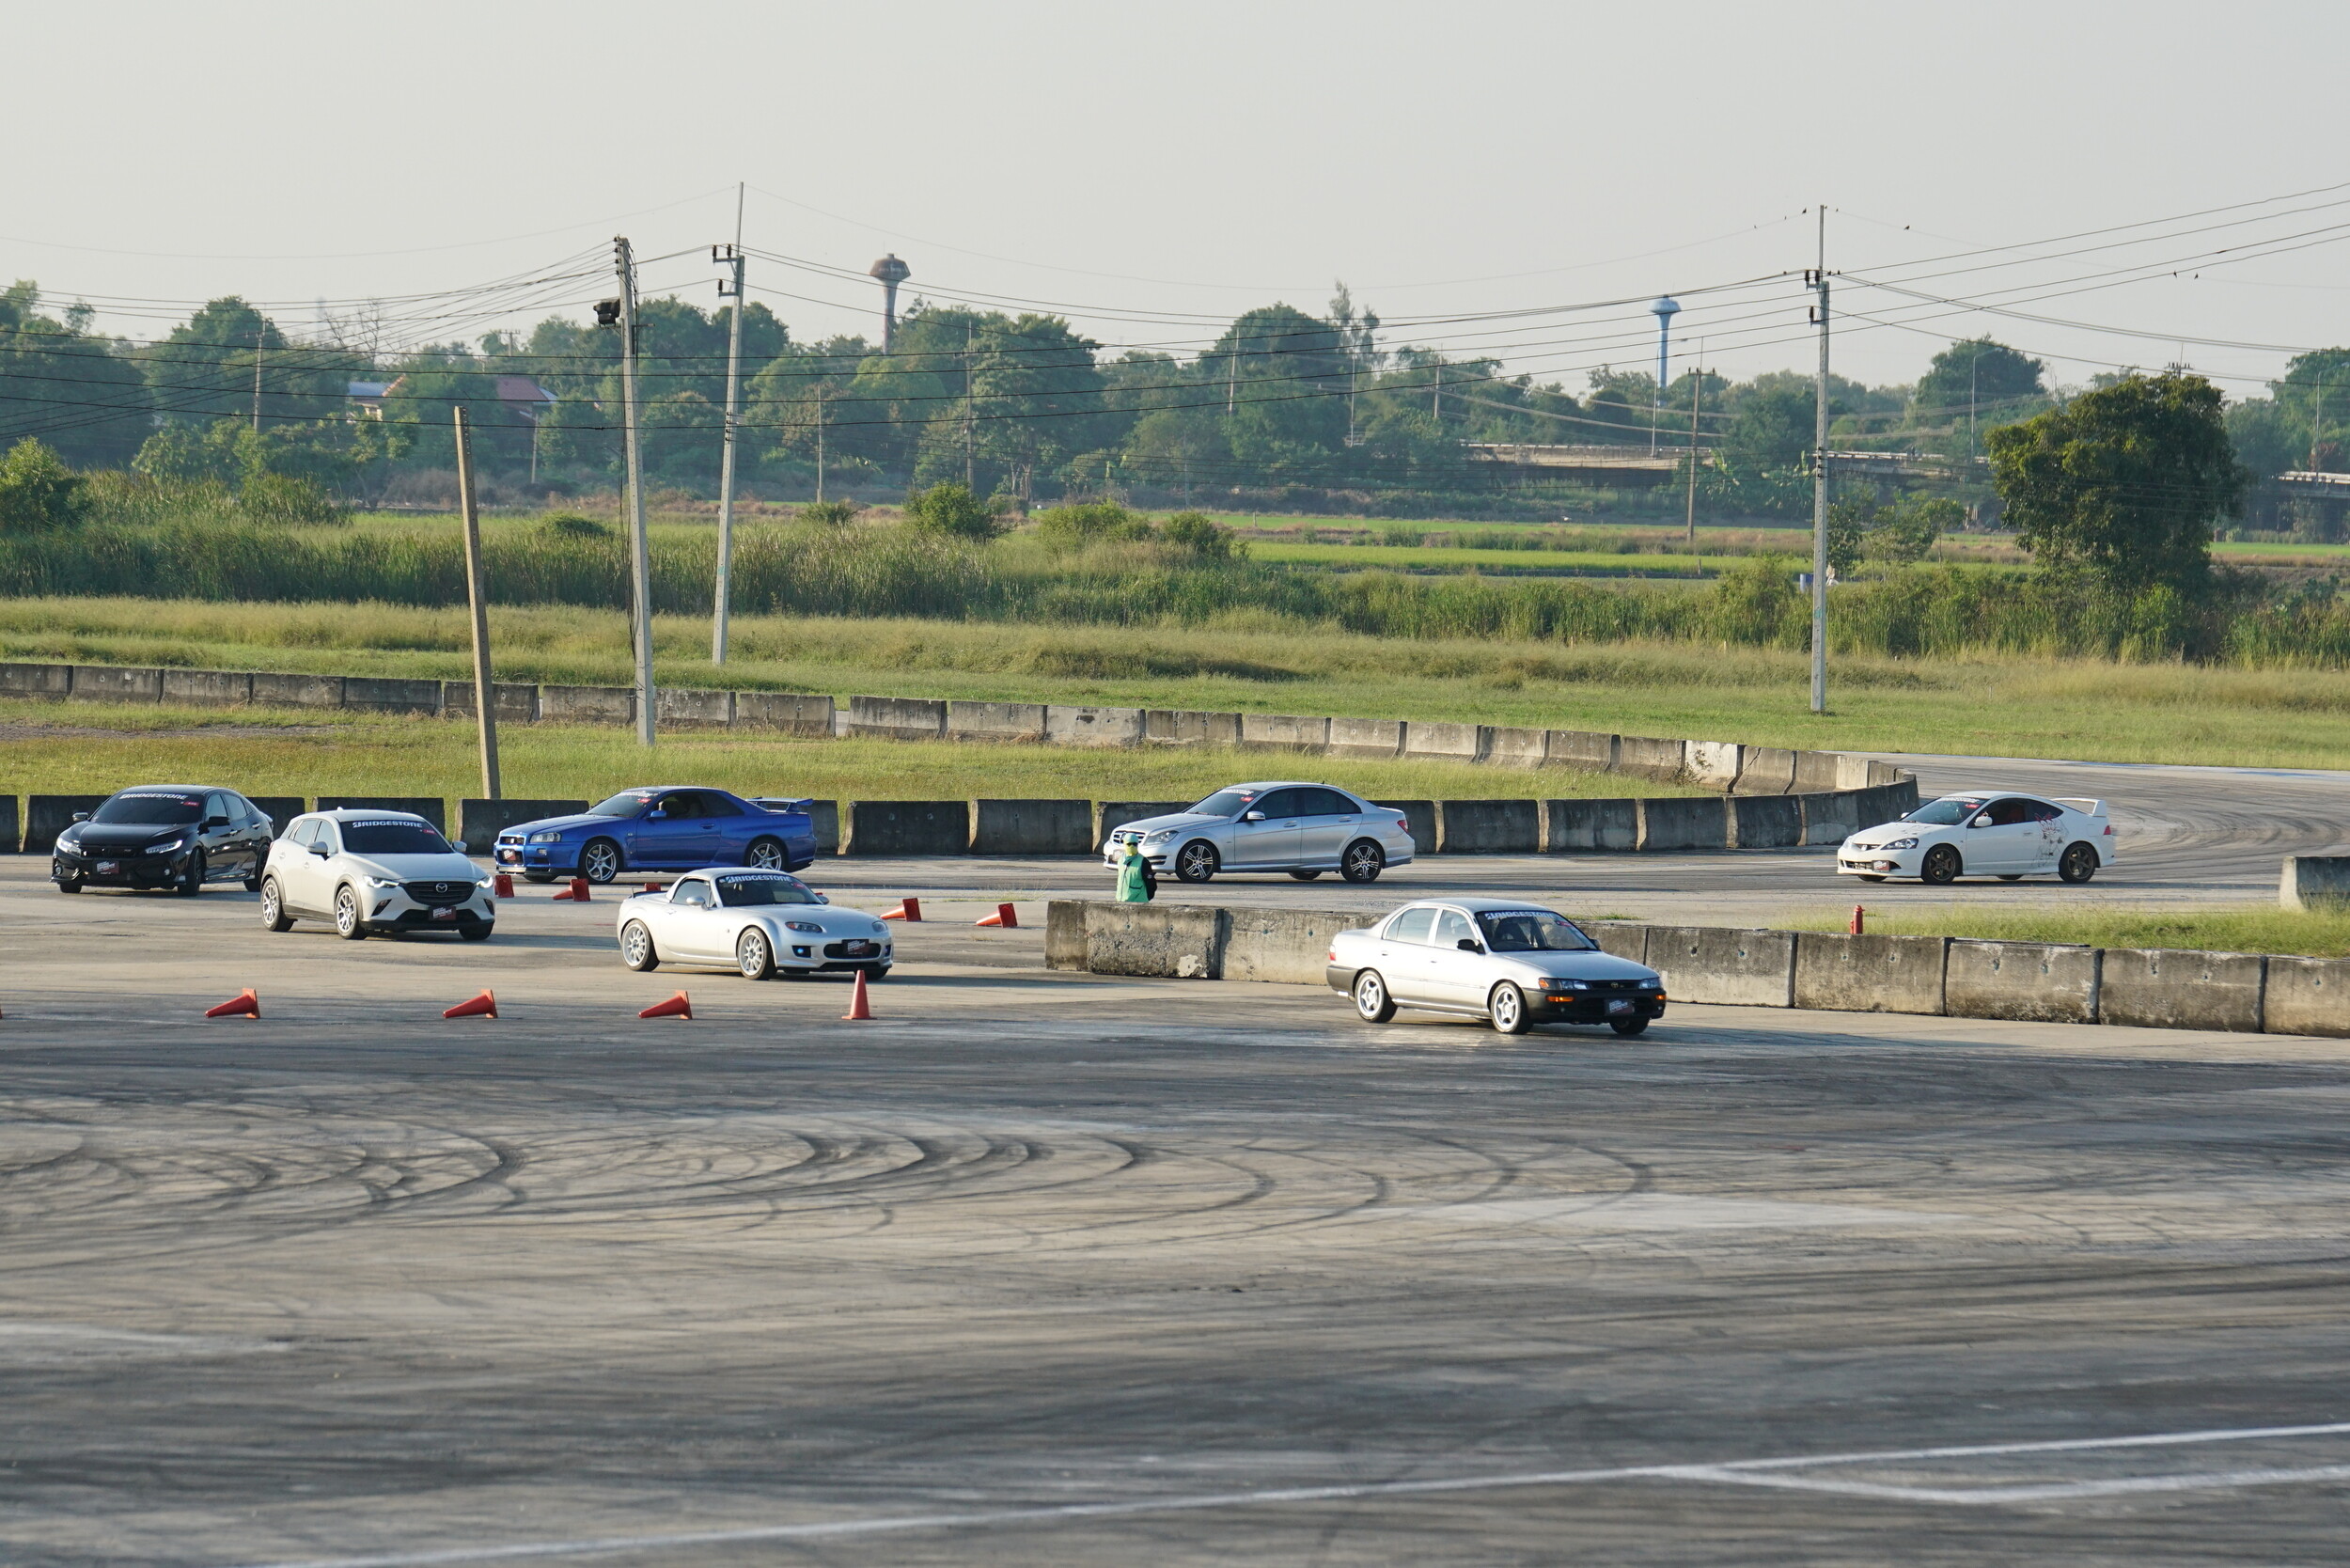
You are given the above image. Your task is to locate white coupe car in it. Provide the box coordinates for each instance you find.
[1837,792,2116,886]
[616,869,892,980]
[259,809,496,939]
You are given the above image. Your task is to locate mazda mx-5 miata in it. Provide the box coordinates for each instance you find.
[52,785,277,895]
[495,787,819,884]
[616,869,891,980]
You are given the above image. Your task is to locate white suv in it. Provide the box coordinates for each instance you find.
[259,809,495,940]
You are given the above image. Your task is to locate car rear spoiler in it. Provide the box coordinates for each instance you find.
[760,797,813,814]
[2054,797,2105,816]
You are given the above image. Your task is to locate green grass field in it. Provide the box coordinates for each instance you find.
[1770,905,2350,959]
[1247,541,1716,576]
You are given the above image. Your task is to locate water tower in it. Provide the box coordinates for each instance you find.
[1650,295,1682,453]
[870,254,911,352]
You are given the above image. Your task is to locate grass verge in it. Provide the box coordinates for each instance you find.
[1772,906,2350,958]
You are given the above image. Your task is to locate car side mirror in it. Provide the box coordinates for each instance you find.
[307,840,330,857]
[815,893,829,902]
[647,808,668,820]
[1244,810,1266,822]
[1457,937,1482,952]
[203,815,229,829]
[1972,814,1993,828]
[450,839,467,855]
[70,811,89,823]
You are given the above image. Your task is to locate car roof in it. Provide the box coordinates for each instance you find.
[1393,896,1565,915]
[608,785,739,794]
[108,784,234,794]
[1216,781,1359,794]
[306,808,433,823]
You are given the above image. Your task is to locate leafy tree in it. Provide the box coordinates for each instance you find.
[1724,383,1813,472]
[1158,510,1242,561]
[1914,337,2045,426]
[902,481,1004,541]
[1825,490,1960,572]
[0,438,88,532]
[0,281,151,467]
[1986,370,2246,598]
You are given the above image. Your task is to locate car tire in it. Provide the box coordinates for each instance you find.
[1857,873,1887,883]
[259,877,294,933]
[1920,845,1962,886]
[333,885,368,940]
[173,850,205,897]
[1288,869,1324,881]
[243,870,265,893]
[1998,873,2024,882]
[581,839,623,884]
[737,927,776,980]
[1173,840,1219,883]
[53,860,81,893]
[2059,842,2099,885]
[459,923,494,942]
[745,837,787,871]
[1488,981,1531,1035]
[620,920,659,972]
[857,964,892,980]
[1610,1017,1651,1037]
[524,870,556,884]
[1340,839,1385,885]
[1353,969,1397,1023]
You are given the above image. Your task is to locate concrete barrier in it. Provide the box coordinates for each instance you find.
[1945,941,2101,1025]
[72,665,162,702]
[947,701,1047,744]
[1728,793,1803,850]
[459,798,588,851]
[843,799,968,855]
[803,799,840,855]
[249,796,306,834]
[846,695,946,742]
[2261,956,2350,1037]
[0,794,17,853]
[1839,756,1877,790]
[1617,735,1686,781]
[2100,949,2266,1033]
[1587,922,1649,963]
[971,798,1092,855]
[1548,730,1618,772]
[439,681,540,723]
[654,687,733,727]
[1486,727,1549,768]
[540,683,632,725]
[341,677,441,713]
[1096,800,1192,850]
[1637,796,1728,852]
[25,794,106,853]
[1372,799,1436,856]
[1791,751,1844,794]
[1800,789,1866,845]
[250,671,349,710]
[1794,932,1950,1014]
[1238,713,1328,752]
[1045,900,1088,969]
[1403,721,1489,765]
[1645,926,1795,1007]
[1144,710,1242,745]
[2280,856,2350,911]
[1222,905,1377,984]
[1046,704,1142,747]
[1435,799,1540,855]
[1733,746,1796,795]
[0,661,71,698]
[1072,902,1226,980]
[1325,716,1403,760]
[733,691,836,735]
[164,668,255,706]
[1685,742,1743,791]
[317,795,447,833]
[1545,798,1637,852]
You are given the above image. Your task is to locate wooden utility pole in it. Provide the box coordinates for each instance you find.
[712,185,746,666]
[453,407,500,800]
[615,236,656,746]
[1809,207,1831,716]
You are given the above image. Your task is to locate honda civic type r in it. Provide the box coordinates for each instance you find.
[1838,792,2116,885]
[50,784,276,895]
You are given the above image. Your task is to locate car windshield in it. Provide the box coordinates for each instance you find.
[588,792,654,819]
[716,876,821,907]
[342,821,454,855]
[1188,790,1258,817]
[1905,797,1989,825]
[92,792,205,824]
[1476,910,1597,952]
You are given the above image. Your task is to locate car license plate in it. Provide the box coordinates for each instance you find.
[1606,998,1634,1015]
[841,939,874,957]
[497,849,519,862]
[96,861,118,875]
[431,906,458,921]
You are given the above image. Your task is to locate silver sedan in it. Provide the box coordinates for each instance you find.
[1326,897,1667,1035]
[1103,781,1417,884]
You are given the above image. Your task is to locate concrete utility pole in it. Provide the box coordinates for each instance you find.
[964,326,976,490]
[1686,338,1703,545]
[453,407,500,799]
[615,236,656,746]
[251,334,264,431]
[1809,207,1831,716]
[712,186,746,666]
[813,386,825,504]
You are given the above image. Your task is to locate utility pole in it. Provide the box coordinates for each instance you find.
[813,386,825,504]
[1685,339,1703,546]
[615,236,656,746]
[1227,335,1239,416]
[712,185,746,666]
[964,325,976,491]
[454,407,501,799]
[1432,362,1442,421]
[251,334,264,431]
[1808,207,1831,716]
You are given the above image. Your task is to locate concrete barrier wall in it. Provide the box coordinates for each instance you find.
[1548,730,1618,772]
[1645,925,1795,1007]
[1239,713,1329,752]
[250,796,306,834]
[1728,794,1803,850]
[1733,747,1796,795]
[317,795,448,832]
[1685,742,1743,791]
[73,665,162,702]
[0,661,72,698]
[1945,940,2101,1025]
[0,792,18,853]
[1637,796,1728,852]
[1047,704,1143,748]
[1145,710,1242,745]
[441,681,541,723]
[843,799,968,856]
[540,683,632,725]
[1326,716,1403,760]
[1800,789,1867,845]
[2280,856,2350,911]
[1588,922,1648,963]
[342,677,441,713]
[847,695,946,741]
[1486,727,1549,768]
[735,692,836,735]
[947,701,1047,745]
[25,794,106,853]
[1545,797,1637,852]
[1372,799,1437,857]
[2261,956,2350,1038]
[805,799,841,855]
[1794,932,1950,1014]
[458,798,588,850]
[1221,905,1378,984]
[166,669,257,707]
[1436,799,1540,855]
[2100,949,2266,1032]
[971,798,1092,856]
[654,687,733,727]
[1077,902,1225,979]
[1617,735,1687,781]
[1403,722,1489,765]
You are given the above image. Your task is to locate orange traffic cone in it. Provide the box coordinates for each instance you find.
[881,898,921,922]
[494,872,514,899]
[638,990,692,1021]
[205,988,259,1019]
[443,989,497,1020]
[1850,904,1866,935]
[976,902,1017,928]
[842,969,873,1021]
[553,877,590,902]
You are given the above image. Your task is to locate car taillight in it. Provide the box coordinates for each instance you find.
[1326,949,1337,961]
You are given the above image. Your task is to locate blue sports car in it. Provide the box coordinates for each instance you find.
[494,787,819,883]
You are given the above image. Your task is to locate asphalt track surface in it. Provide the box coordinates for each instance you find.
[7,861,2350,1564]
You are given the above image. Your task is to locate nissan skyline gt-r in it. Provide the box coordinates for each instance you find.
[51,785,277,896]
[494,788,818,883]
[1837,792,2117,885]
[615,869,891,980]
[1326,898,1667,1035]
[1102,782,1416,884]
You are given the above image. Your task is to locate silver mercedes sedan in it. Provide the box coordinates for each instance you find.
[1326,897,1667,1035]
[1102,781,1417,884]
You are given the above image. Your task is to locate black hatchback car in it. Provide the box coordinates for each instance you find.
[52,786,277,895]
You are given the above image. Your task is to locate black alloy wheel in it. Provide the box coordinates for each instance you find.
[1173,840,1219,883]
[1610,1017,1651,1037]
[173,850,206,897]
[2059,842,2099,885]
[1919,845,1962,886]
[745,837,787,871]
[581,839,623,885]
[1340,839,1386,885]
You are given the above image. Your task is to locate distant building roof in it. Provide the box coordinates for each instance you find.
[495,376,556,406]
[347,381,390,399]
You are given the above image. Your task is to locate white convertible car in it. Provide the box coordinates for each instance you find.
[1837,792,2116,886]
[615,869,892,980]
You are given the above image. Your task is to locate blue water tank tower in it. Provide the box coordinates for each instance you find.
[1651,295,1682,397]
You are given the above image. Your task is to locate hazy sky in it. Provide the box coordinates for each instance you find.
[10,1,2350,398]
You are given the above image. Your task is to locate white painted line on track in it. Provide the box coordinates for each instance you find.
[214,1420,2350,1568]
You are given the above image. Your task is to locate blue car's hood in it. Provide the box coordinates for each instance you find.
[497,812,632,839]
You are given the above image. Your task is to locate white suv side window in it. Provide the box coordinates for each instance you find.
[288,820,319,850]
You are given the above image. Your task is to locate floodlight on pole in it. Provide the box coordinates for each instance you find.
[1650,295,1681,454]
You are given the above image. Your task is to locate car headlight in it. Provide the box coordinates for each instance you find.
[785,919,823,933]
[1543,978,1590,992]
[1637,979,1662,990]
[475,877,495,889]
[362,875,401,890]
[528,831,562,844]
[1882,837,1919,850]
[1142,829,1174,844]
[149,838,186,855]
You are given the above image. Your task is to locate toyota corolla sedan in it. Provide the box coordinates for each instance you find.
[1837,792,2116,886]
[259,810,495,940]
[52,784,277,896]
[1103,782,1415,884]
[1327,898,1666,1035]
[616,869,890,980]
[495,788,818,884]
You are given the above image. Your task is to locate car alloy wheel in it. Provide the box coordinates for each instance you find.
[745,837,786,870]
[1488,981,1530,1035]
[1353,970,1396,1023]
[620,919,659,972]
[334,885,368,940]
[737,927,776,980]
[1919,845,1962,886]
[1173,840,1218,883]
[581,839,622,884]
[259,877,293,933]
[1340,839,1386,884]
[2059,842,2099,885]
[174,850,205,897]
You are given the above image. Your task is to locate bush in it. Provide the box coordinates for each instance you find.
[0,439,87,534]
[539,511,612,539]
[1159,510,1242,561]
[798,499,861,526]
[903,482,1005,541]
[240,472,345,525]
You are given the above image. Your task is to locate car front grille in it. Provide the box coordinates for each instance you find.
[404,880,474,907]
[822,939,881,959]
